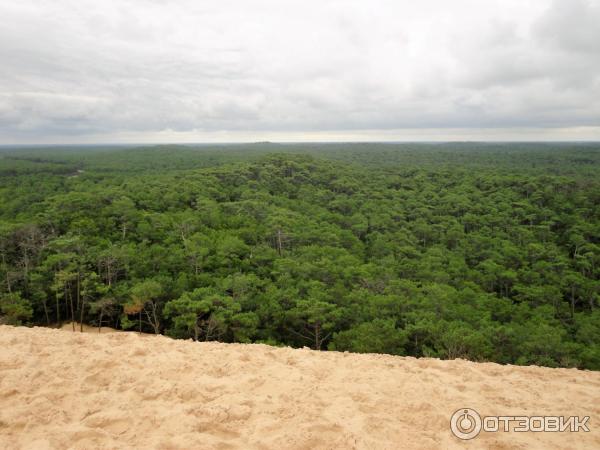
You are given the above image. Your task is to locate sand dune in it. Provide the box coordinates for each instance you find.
[0,326,599,449]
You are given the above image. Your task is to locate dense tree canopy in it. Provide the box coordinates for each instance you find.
[1,143,599,369]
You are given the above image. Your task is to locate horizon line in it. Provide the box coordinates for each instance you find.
[2,140,600,148]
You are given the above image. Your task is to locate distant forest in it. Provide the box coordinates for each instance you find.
[1,143,599,369]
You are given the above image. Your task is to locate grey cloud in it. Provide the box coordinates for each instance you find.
[0,0,598,143]
[534,0,600,54]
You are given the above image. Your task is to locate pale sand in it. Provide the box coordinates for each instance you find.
[0,325,599,450]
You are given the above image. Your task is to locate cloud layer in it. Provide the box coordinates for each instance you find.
[1,0,599,143]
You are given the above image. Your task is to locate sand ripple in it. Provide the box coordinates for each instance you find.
[1,325,599,449]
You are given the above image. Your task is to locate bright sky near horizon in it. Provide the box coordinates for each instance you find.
[1,0,599,144]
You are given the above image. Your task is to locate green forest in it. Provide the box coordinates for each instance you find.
[1,143,599,369]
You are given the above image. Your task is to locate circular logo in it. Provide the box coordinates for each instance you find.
[450,408,482,440]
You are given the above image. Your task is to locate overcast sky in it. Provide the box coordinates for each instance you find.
[1,0,599,144]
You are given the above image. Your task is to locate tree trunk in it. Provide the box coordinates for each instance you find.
[1,253,11,293]
[151,302,159,334]
[42,299,50,325]
[144,304,160,334]
[55,292,60,325]
[314,324,320,350]
[80,298,85,332]
[76,271,81,321]
[68,288,75,331]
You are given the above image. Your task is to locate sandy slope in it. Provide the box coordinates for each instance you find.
[0,326,599,450]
